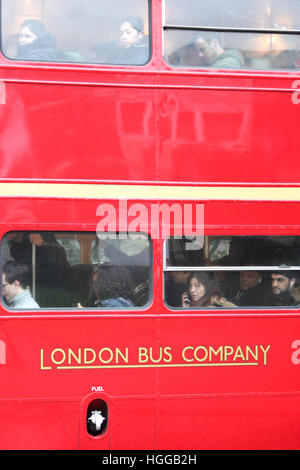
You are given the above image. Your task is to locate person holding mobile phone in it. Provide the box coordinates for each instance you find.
[182,272,235,308]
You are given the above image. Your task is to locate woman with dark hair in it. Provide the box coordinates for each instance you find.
[182,272,235,308]
[17,19,57,61]
[92,264,134,308]
[117,16,149,65]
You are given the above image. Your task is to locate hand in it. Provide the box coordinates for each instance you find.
[29,234,44,246]
[182,292,191,307]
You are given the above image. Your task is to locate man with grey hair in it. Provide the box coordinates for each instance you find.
[194,35,244,69]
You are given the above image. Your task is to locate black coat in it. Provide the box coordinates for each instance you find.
[233,283,269,307]
[17,34,57,61]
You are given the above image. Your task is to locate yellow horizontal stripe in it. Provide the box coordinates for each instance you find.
[56,362,258,370]
[0,182,299,201]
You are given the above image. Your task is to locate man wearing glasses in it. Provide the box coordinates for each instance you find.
[2,261,39,309]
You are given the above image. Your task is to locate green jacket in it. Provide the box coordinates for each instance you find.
[213,49,244,69]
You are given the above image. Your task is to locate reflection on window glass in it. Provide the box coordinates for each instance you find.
[164,236,300,308]
[1,232,151,309]
[164,0,300,70]
[2,0,150,65]
[166,31,300,70]
[57,237,81,265]
[165,0,300,30]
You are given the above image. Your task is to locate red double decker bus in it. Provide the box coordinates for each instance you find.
[1,0,300,450]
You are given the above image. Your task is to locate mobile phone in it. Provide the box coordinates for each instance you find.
[184,291,191,304]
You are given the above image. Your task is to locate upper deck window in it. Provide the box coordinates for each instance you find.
[1,0,150,66]
[164,235,300,308]
[164,0,300,70]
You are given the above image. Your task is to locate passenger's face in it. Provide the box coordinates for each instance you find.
[271,274,293,295]
[19,26,37,46]
[2,274,17,301]
[120,22,142,48]
[239,271,261,290]
[195,37,218,65]
[189,277,206,302]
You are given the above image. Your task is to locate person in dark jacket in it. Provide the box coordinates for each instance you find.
[165,271,190,307]
[117,16,149,65]
[269,271,298,306]
[232,270,269,307]
[17,19,57,61]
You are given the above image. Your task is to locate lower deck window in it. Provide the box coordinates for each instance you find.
[1,231,151,310]
[164,236,300,308]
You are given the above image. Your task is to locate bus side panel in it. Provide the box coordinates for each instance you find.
[157,395,300,450]
[2,76,300,186]
[108,397,157,450]
[0,400,80,450]
[0,82,156,182]
[156,316,300,449]
[0,318,158,450]
[158,85,300,184]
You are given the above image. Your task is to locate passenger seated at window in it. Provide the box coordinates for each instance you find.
[181,272,235,308]
[169,35,244,69]
[117,16,149,65]
[243,51,272,70]
[2,261,39,309]
[214,271,239,299]
[90,264,134,308]
[231,270,268,307]
[271,50,297,69]
[17,19,57,61]
[269,271,298,306]
[7,232,71,307]
[165,271,190,307]
[102,239,150,305]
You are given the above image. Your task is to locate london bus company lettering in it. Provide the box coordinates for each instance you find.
[40,344,272,370]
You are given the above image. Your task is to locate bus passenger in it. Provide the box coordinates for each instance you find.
[92,265,134,308]
[269,271,297,306]
[233,270,267,307]
[181,272,235,308]
[2,261,39,309]
[117,16,149,65]
[169,35,244,69]
[271,50,297,69]
[194,36,244,69]
[17,19,57,61]
[7,232,72,307]
[165,271,190,307]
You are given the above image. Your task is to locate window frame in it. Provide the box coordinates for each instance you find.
[0,0,153,67]
[163,235,300,310]
[1,230,153,312]
[162,0,300,71]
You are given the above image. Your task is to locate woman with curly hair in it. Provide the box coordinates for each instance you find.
[92,264,134,308]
